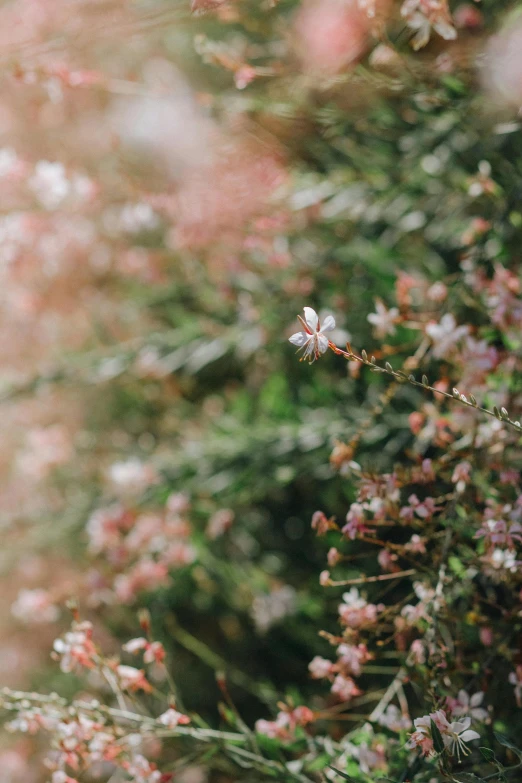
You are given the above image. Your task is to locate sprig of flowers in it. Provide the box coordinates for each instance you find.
[288,307,522,432]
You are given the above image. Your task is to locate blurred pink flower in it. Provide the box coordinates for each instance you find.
[11,588,59,625]
[294,0,369,74]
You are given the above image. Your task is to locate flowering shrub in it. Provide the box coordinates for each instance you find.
[0,0,522,782]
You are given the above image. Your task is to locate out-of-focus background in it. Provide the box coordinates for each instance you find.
[1,0,522,779]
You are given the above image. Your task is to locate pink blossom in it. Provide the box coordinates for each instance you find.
[327,547,341,567]
[331,674,362,702]
[157,708,191,728]
[86,505,135,555]
[377,704,412,732]
[319,570,331,586]
[426,282,448,302]
[453,3,482,29]
[509,666,522,706]
[401,0,456,50]
[122,754,161,783]
[53,622,97,674]
[123,637,166,664]
[115,665,152,693]
[114,559,170,603]
[294,0,369,75]
[413,707,481,760]
[367,299,399,338]
[18,424,73,480]
[107,458,159,495]
[425,314,469,359]
[11,588,59,624]
[404,534,426,554]
[311,510,331,536]
[448,690,488,722]
[452,461,471,491]
[338,588,383,628]
[474,518,522,551]
[337,643,370,676]
[255,711,292,740]
[309,655,335,679]
[378,548,398,572]
[408,639,426,664]
[342,502,372,539]
[480,626,493,647]
[206,508,234,539]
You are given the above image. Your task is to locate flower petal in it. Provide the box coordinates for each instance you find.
[451,718,471,732]
[470,692,484,707]
[321,314,336,332]
[317,333,329,354]
[459,730,480,743]
[289,332,308,347]
[457,690,469,705]
[303,307,319,331]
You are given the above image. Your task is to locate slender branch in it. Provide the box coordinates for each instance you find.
[325,568,417,587]
[329,341,522,433]
[368,668,408,723]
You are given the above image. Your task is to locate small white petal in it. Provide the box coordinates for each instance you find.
[459,730,480,743]
[470,692,484,707]
[289,332,308,347]
[457,690,469,705]
[317,333,329,354]
[452,718,471,732]
[303,307,319,331]
[321,314,336,332]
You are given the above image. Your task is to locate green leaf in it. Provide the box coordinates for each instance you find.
[494,731,522,758]
[479,746,496,762]
[449,556,465,577]
[430,718,445,755]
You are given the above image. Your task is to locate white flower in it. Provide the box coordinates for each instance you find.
[29,161,71,209]
[11,589,59,625]
[401,0,456,51]
[452,690,488,722]
[425,313,469,358]
[367,300,399,338]
[489,548,519,572]
[442,716,480,760]
[289,307,335,362]
[340,587,367,610]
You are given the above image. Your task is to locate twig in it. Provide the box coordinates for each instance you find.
[329,341,522,433]
[326,569,417,587]
[368,668,408,723]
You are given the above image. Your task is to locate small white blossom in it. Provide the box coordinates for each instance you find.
[442,716,480,760]
[425,313,469,358]
[451,690,488,722]
[401,0,456,51]
[367,300,399,338]
[157,708,191,728]
[11,589,59,625]
[289,307,335,362]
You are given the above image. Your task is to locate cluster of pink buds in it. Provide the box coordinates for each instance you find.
[52,621,97,674]
[85,493,197,604]
[338,588,384,629]
[309,604,376,705]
